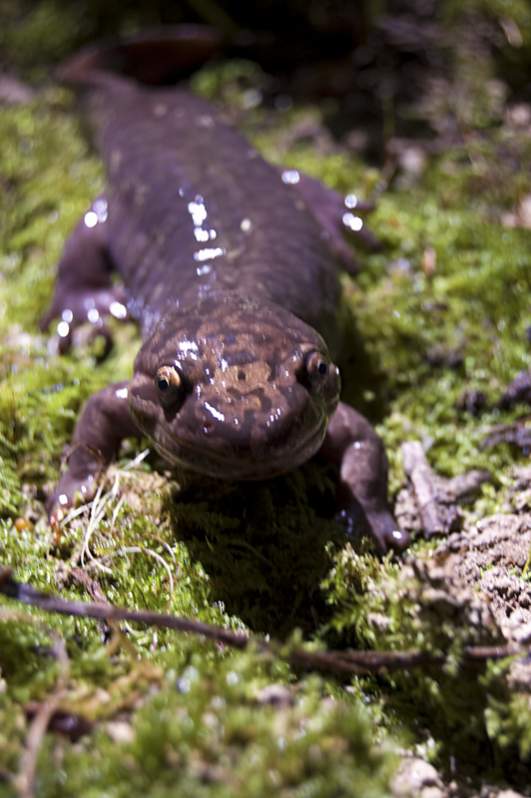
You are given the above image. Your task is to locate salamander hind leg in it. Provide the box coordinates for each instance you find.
[41,195,128,354]
[280,169,380,275]
[319,402,409,553]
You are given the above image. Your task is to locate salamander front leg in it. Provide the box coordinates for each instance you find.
[41,195,128,355]
[320,402,409,552]
[47,381,139,522]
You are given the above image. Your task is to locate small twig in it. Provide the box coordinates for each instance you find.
[68,567,109,605]
[14,633,70,798]
[0,566,523,680]
[124,447,150,469]
[482,415,531,453]
[402,440,491,538]
[0,566,247,649]
[498,370,531,410]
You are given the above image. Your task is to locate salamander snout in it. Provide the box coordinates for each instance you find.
[176,348,339,479]
[128,294,341,479]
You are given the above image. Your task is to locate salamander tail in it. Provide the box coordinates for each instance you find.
[58,25,223,88]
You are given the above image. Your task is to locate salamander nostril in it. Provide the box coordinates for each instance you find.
[203,421,214,433]
[237,370,246,381]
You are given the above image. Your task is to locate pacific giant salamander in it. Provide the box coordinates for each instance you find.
[42,27,408,552]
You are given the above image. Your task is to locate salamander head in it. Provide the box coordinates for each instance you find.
[129,294,340,479]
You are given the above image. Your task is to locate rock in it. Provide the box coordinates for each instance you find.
[255,684,294,707]
[505,103,531,128]
[392,756,444,797]
[426,509,531,686]
[0,73,35,105]
[516,196,531,229]
[105,720,135,744]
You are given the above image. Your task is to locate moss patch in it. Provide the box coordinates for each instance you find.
[1,1,531,794]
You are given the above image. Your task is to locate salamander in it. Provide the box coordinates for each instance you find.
[42,27,408,552]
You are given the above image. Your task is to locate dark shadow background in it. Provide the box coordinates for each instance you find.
[2,0,530,161]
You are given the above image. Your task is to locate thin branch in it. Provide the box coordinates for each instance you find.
[0,566,522,680]
[14,633,70,798]
[402,440,490,537]
[0,566,248,649]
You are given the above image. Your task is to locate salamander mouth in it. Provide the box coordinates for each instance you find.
[152,417,328,480]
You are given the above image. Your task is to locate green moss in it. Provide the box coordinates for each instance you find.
[1,2,82,75]
[166,463,342,636]
[1,2,531,793]
[486,690,531,761]
[28,652,394,798]
[321,545,511,769]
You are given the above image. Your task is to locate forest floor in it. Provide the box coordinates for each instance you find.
[0,2,530,796]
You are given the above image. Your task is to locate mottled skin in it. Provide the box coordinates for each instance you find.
[43,30,408,551]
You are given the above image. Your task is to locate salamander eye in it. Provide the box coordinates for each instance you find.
[304,351,331,388]
[155,365,185,408]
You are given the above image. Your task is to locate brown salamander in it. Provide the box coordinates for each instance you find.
[42,27,408,552]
